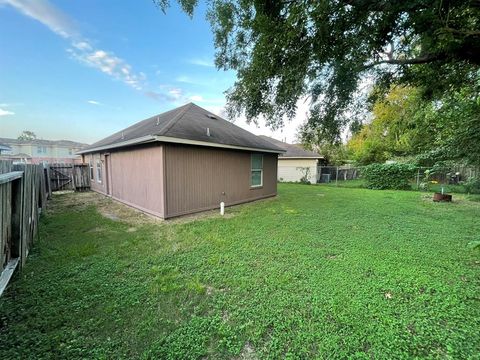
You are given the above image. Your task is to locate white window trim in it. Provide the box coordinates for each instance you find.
[96,159,102,183]
[250,154,263,188]
[89,160,94,181]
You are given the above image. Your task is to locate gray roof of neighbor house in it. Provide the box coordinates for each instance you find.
[0,137,87,148]
[259,136,323,159]
[0,143,11,151]
[0,153,32,159]
[78,103,285,154]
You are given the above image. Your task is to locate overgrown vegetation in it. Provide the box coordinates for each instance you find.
[1,185,479,358]
[362,163,417,190]
[347,84,480,167]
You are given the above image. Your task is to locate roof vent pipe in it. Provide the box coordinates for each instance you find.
[156,117,160,126]
[121,131,125,140]
[206,127,210,136]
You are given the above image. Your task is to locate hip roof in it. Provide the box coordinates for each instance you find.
[79,103,285,154]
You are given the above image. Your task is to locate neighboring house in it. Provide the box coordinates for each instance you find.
[0,143,11,155]
[259,136,324,184]
[0,137,87,164]
[78,103,285,219]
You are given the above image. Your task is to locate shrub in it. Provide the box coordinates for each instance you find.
[464,177,480,194]
[362,163,417,190]
[298,167,312,184]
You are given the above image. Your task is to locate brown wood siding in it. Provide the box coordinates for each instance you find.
[87,145,165,218]
[87,153,107,194]
[109,145,165,218]
[164,144,277,218]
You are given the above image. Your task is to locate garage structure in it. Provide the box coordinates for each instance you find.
[259,136,324,183]
[78,103,284,218]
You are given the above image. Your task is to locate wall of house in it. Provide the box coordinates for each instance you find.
[278,158,318,183]
[85,153,107,194]
[163,144,277,218]
[85,145,165,218]
[109,145,164,217]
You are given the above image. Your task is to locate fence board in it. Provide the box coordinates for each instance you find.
[48,163,90,191]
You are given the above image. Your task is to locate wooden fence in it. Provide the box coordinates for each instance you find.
[49,163,90,191]
[0,160,49,296]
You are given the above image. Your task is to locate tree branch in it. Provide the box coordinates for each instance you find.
[363,53,445,69]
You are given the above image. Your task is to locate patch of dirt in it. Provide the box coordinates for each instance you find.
[166,209,236,225]
[222,310,230,322]
[48,191,160,226]
[235,342,258,360]
[206,286,214,296]
[48,191,242,226]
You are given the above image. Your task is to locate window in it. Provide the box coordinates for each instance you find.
[37,146,46,154]
[89,160,94,181]
[68,148,73,155]
[250,154,263,187]
[96,159,102,183]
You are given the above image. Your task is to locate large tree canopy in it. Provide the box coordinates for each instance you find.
[158,0,480,144]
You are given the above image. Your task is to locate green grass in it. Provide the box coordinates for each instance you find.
[324,179,474,195]
[1,184,479,359]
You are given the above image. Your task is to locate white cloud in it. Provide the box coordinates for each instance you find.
[189,95,204,102]
[0,108,15,116]
[188,58,214,67]
[2,0,147,91]
[0,0,77,38]
[168,88,183,100]
[87,100,101,105]
[68,43,146,90]
[176,75,197,84]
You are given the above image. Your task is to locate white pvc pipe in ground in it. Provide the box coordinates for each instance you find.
[220,201,225,216]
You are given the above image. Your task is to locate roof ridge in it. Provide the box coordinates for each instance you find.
[155,103,193,136]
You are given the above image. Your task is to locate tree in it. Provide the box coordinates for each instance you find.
[17,130,37,141]
[348,83,480,166]
[347,86,428,164]
[418,84,480,166]
[157,0,480,144]
[314,143,351,165]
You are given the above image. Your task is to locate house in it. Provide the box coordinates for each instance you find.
[0,142,11,155]
[259,136,324,184]
[0,137,87,164]
[78,103,285,219]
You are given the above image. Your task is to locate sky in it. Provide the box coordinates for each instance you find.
[0,0,307,145]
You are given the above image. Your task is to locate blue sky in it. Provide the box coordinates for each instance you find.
[0,0,304,144]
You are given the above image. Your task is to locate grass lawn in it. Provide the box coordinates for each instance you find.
[1,184,479,359]
[327,178,480,199]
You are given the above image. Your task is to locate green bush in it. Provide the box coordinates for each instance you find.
[362,163,417,190]
[463,177,480,194]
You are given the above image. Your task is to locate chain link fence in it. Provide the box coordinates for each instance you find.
[277,164,480,192]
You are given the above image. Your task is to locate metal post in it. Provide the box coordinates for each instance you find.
[336,166,339,186]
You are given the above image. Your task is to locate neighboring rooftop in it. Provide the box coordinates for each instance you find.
[0,153,32,159]
[0,137,88,148]
[0,143,11,152]
[259,136,323,159]
[79,103,285,154]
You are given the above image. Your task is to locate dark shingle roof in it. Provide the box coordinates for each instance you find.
[0,143,11,151]
[0,137,87,148]
[80,103,285,153]
[259,136,323,159]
